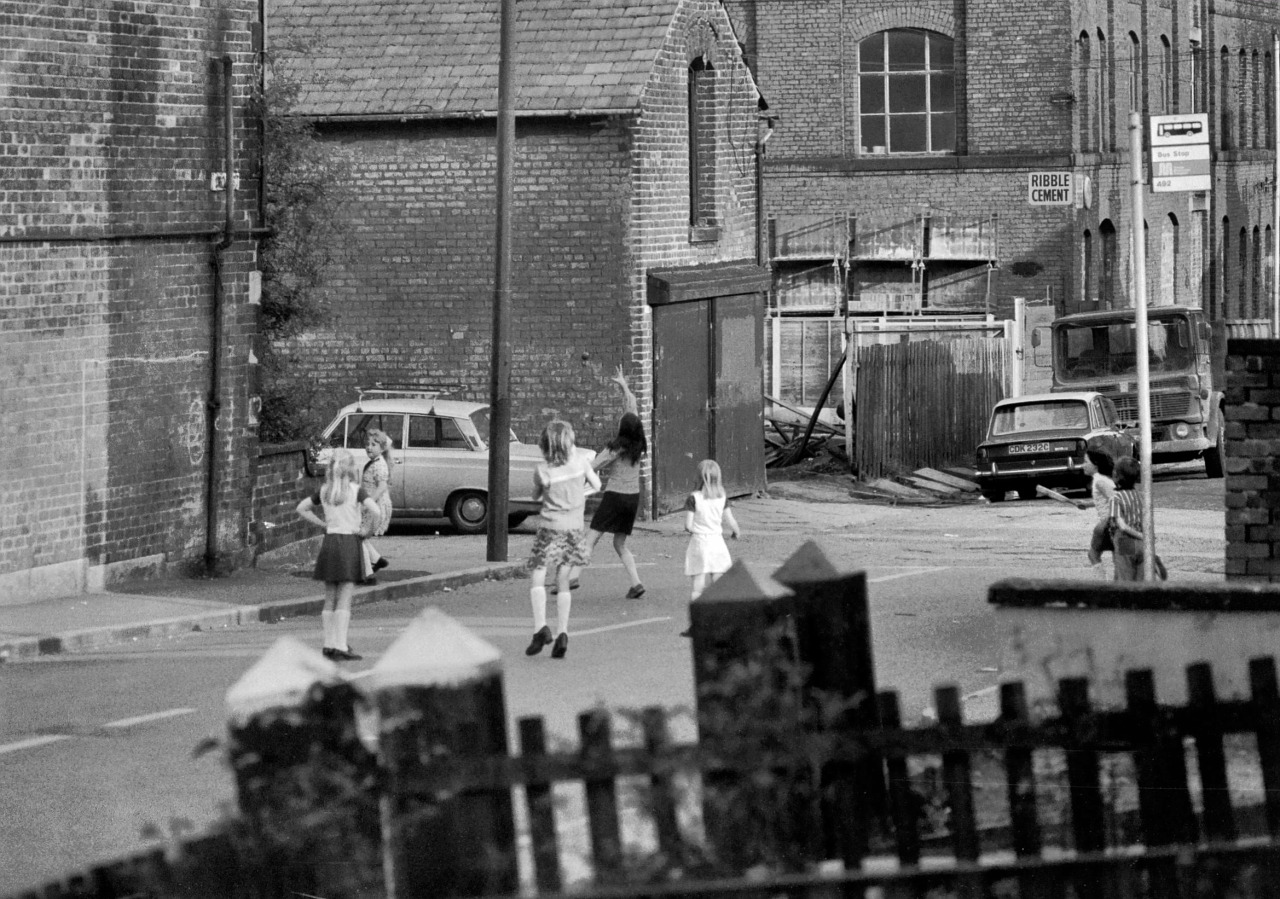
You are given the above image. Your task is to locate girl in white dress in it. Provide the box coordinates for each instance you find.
[683,459,741,600]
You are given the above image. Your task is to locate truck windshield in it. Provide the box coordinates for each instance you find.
[1055,316,1194,381]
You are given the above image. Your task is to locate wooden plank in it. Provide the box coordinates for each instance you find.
[877,691,921,867]
[1058,678,1107,854]
[1036,483,1088,508]
[518,716,563,893]
[577,709,624,884]
[868,477,928,498]
[642,707,684,866]
[1125,670,1197,851]
[1249,658,1280,838]
[1000,683,1042,857]
[905,475,961,495]
[936,687,981,872]
[916,466,980,491]
[1188,662,1237,842]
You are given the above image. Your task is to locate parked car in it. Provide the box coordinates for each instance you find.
[975,391,1136,502]
[317,388,545,533]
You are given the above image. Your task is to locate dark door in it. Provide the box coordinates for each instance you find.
[713,293,766,498]
[652,300,711,515]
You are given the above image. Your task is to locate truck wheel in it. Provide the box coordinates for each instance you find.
[1017,483,1038,501]
[1204,414,1226,479]
[447,491,488,534]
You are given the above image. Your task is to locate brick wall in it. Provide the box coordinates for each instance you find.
[1224,339,1280,582]
[251,443,320,559]
[1,0,261,602]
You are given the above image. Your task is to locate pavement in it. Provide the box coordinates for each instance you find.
[0,503,710,664]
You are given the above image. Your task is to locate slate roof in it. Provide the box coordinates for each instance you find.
[271,0,685,119]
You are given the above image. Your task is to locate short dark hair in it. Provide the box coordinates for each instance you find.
[1085,447,1114,476]
[1113,455,1140,490]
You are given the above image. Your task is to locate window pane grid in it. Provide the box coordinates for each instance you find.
[859,29,955,154]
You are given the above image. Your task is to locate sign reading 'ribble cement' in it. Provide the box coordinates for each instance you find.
[1027,171,1073,205]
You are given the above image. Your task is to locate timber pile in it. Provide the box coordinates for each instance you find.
[848,465,982,506]
[765,394,849,468]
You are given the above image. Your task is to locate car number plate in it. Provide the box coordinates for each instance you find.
[1008,441,1075,454]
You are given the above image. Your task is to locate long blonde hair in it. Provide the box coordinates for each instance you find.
[366,428,394,467]
[322,448,360,505]
[696,459,725,499]
[539,420,575,466]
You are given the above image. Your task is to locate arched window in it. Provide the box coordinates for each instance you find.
[1221,217,1230,318]
[1082,229,1094,305]
[1099,219,1117,309]
[688,56,717,229]
[1268,226,1276,314]
[1098,30,1111,150]
[1161,214,1179,305]
[1239,225,1248,318]
[1268,52,1276,149]
[858,29,955,154]
[1129,32,1141,115]
[1160,35,1173,113]
[1221,48,1232,149]
[1078,32,1095,152]
[1253,226,1263,316]
[1239,50,1249,150]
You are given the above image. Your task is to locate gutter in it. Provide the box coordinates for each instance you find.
[299,107,640,125]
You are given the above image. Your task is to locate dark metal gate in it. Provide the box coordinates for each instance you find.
[648,263,770,517]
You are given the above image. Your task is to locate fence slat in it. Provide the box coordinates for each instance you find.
[877,691,921,867]
[1058,678,1107,854]
[578,709,624,885]
[1187,662,1237,842]
[936,686,983,899]
[1000,682,1042,857]
[643,707,685,867]
[1249,657,1280,839]
[1125,669,1198,847]
[519,716,563,893]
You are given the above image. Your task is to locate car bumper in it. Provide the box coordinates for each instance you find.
[975,458,1089,488]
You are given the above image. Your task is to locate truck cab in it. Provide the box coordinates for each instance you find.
[1032,306,1225,478]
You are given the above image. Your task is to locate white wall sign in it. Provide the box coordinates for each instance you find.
[1028,171,1073,205]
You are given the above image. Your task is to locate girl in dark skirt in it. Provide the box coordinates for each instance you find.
[565,367,647,599]
[296,448,381,661]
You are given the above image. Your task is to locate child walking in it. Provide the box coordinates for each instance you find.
[1083,445,1115,578]
[525,420,601,659]
[360,428,394,584]
[296,448,382,661]
[564,367,647,599]
[684,459,741,601]
[1109,456,1168,582]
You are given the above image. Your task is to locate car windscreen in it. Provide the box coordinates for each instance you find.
[1055,317,1194,380]
[468,406,521,444]
[991,401,1089,436]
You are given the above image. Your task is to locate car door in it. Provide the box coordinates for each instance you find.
[402,414,485,516]
[325,413,407,508]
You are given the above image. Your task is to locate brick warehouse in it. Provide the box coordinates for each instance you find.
[722,0,1280,379]
[272,0,771,518]
[1,1,263,602]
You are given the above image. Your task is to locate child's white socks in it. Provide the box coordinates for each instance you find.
[334,609,351,650]
[555,590,572,635]
[321,610,335,649]
[530,586,547,630]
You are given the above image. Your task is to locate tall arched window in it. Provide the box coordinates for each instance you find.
[858,29,955,154]
[1268,226,1276,314]
[1129,32,1141,115]
[1160,35,1173,113]
[1098,30,1111,150]
[1221,48,1232,149]
[1268,52,1276,149]
[1221,217,1231,318]
[1078,32,1095,152]
[687,56,717,229]
[1239,225,1248,318]
[1239,50,1250,150]
[1253,226,1263,316]
[1099,219,1117,308]
[1082,229,1094,305]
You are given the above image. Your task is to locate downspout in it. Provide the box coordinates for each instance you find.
[207,54,234,573]
[755,114,775,266]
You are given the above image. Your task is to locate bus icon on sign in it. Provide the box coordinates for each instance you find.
[1156,119,1204,139]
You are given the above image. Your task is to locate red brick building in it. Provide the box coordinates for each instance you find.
[723,0,1280,408]
[1,1,262,601]
[272,0,770,516]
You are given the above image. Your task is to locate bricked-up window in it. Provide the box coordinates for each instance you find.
[1160,36,1173,114]
[688,56,717,229]
[858,29,955,154]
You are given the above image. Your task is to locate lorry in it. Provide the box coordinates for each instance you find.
[1031,305,1227,478]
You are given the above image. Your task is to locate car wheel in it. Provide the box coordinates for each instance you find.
[1017,483,1038,501]
[447,491,488,534]
[981,488,1006,503]
[1205,412,1226,479]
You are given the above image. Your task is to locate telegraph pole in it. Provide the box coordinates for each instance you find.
[1130,105,1156,581]
[486,0,516,561]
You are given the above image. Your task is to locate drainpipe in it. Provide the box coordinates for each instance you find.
[755,114,775,266]
[207,54,235,573]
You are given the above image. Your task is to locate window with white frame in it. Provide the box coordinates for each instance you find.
[858,29,955,154]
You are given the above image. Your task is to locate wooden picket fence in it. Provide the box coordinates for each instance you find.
[15,659,1280,899]
[856,338,1008,480]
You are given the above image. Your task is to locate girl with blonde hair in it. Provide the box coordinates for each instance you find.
[360,428,395,582]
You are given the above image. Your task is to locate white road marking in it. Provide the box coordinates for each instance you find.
[869,567,949,583]
[103,708,196,729]
[573,617,672,636]
[0,735,72,756]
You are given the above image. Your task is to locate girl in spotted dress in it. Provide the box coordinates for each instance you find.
[359,428,394,583]
[524,420,601,659]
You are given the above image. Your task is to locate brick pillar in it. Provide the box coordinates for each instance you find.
[1225,339,1280,582]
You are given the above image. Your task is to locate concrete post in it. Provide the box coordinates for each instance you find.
[224,636,381,898]
[370,608,517,899]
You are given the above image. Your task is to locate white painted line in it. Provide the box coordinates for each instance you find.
[869,567,949,583]
[0,734,72,756]
[103,708,196,730]
[574,617,673,636]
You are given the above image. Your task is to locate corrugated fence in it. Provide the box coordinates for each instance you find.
[856,338,1008,480]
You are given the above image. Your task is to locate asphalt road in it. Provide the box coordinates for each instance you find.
[0,467,1226,893]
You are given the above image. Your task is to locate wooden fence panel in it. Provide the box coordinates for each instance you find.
[855,337,1008,480]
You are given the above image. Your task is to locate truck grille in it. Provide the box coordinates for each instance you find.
[1098,388,1193,420]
